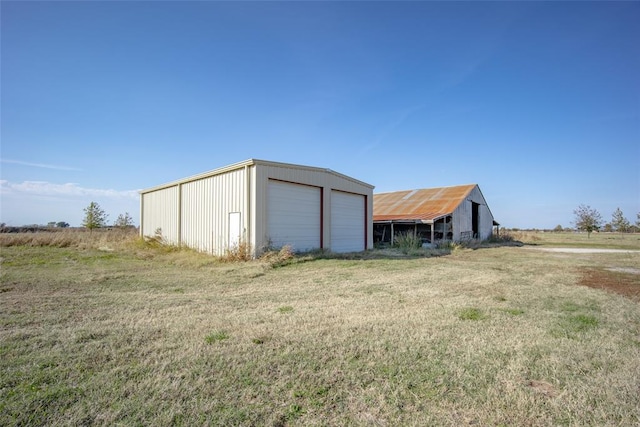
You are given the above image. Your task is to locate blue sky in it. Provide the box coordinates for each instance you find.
[1,1,638,229]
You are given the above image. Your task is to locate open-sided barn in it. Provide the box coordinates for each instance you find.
[140,159,374,256]
[373,184,498,245]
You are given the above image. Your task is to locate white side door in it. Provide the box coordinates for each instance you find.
[228,212,241,249]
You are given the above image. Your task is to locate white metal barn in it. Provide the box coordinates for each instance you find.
[140,159,374,256]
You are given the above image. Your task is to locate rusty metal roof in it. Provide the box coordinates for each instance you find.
[373,184,477,222]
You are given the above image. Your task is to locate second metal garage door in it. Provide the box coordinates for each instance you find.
[267,180,321,252]
[330,190,365,253]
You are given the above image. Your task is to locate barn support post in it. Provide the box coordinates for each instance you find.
[430,222,435,244]
[391,222,394,245]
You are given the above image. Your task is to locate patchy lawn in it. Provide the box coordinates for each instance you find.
[1,237,639,426]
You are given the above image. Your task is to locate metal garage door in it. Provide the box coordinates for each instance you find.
[331,190,365,253]
[267,180,321,252]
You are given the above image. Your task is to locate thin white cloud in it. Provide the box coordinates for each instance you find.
[0,180,139,200]
[1,158,83,171]
[359,104,426,155]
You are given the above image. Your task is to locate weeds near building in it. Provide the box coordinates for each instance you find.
[221,240,253,262]
[393,231,422,254]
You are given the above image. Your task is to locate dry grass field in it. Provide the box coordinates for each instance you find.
[509,229,640,250]
[1,230,639,426]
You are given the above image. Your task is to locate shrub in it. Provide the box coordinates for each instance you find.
[143,228,168,246]
[221,240,252,262]
[393,231,422,254]
[139,228,182,253]
[260,245,295,267]
[436,240,463,251]
[487,232,515,244]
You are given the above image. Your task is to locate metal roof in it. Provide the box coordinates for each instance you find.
[139,158,374,194]
[373,184,477,223]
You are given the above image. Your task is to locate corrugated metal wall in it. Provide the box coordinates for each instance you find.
[452,186,494,241]
[141,186,180,244]
[180,168,246,254]
[453,198,470,241]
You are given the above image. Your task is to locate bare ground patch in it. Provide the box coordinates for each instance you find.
[578,267,640,301]
[526,380,560,398]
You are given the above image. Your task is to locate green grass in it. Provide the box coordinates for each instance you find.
[457,307,487,320]
[1,233,639,426]
[500,308,525,316]
[205,331,230,344]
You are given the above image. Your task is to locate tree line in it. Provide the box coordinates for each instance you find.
[82,202,134,230]
[573,205,639,237]
[0,202,134,232]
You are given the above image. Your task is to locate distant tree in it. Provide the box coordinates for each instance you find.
[611,208,630,233]
[553,224,564,232]
[602,223,613,233]
[114,212,133,228]
[82,202,108,232]
[56,221,70,228]
[573,204,602,238]
[47,221,57,228]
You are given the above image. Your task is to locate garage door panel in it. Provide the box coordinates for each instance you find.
[331,191,365,253]
[267,181,321,252]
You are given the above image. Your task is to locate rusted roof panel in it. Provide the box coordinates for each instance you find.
[373,184,476,222]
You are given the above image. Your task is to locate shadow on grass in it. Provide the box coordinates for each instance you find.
[268,240,526,268]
